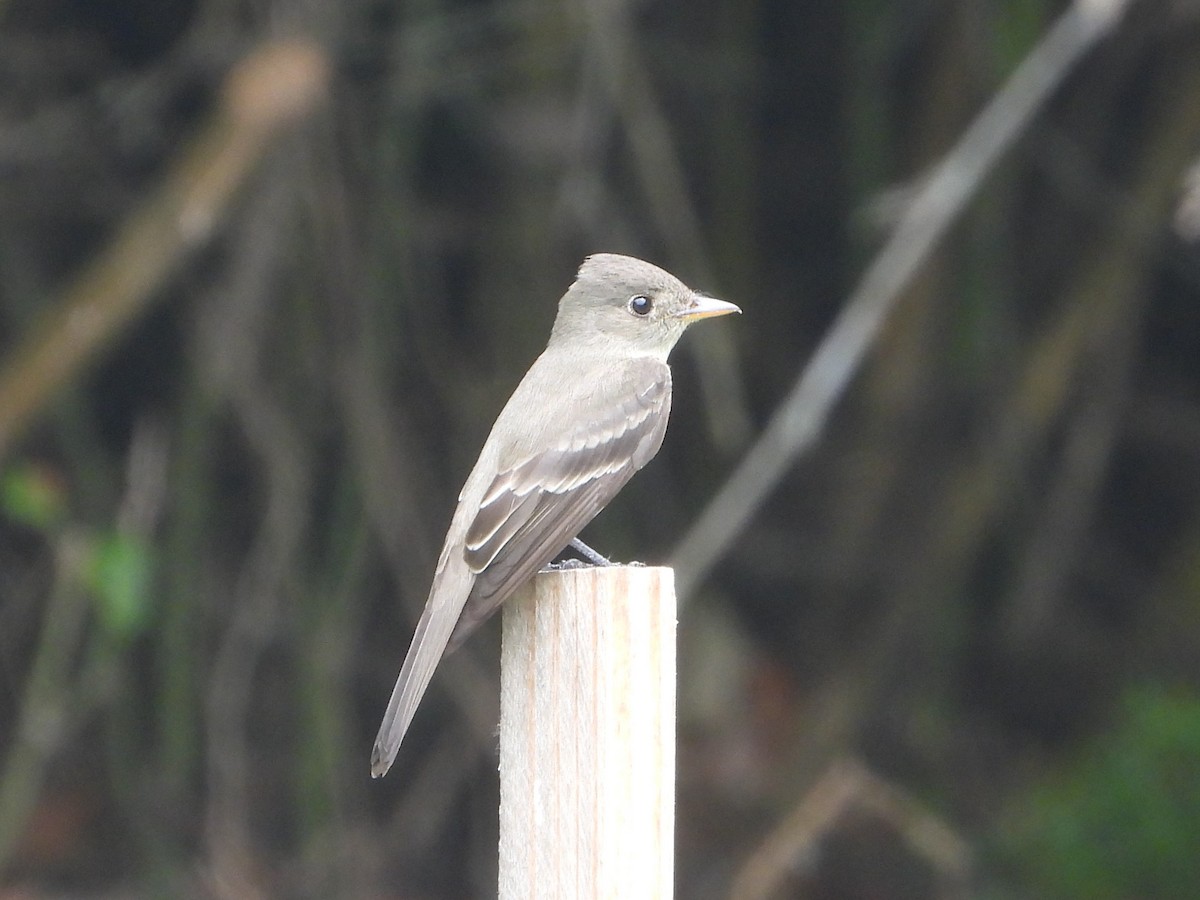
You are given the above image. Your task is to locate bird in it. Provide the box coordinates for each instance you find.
[371,253,740,777]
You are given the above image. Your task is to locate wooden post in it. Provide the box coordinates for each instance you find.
[498,566,676,900]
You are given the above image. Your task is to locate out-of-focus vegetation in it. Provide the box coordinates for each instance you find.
[0,0,1198,897]
[1001,686,1200,899]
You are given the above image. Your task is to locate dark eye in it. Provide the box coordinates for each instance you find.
[628,295,653,316]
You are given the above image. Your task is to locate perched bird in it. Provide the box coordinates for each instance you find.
[371,253,739,777]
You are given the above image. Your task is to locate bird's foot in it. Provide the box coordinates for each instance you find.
[542,558,592,572]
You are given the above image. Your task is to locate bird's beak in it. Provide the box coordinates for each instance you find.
[677,293,741,321]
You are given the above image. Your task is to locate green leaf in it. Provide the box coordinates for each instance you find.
[87,533,155,640]
[1,461,68,530]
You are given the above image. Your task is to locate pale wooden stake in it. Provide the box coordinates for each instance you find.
[499,566,676,900]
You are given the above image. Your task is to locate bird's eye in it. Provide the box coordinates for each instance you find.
[628,295,653,316]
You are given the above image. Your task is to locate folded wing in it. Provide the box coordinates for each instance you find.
[449,362,671,647]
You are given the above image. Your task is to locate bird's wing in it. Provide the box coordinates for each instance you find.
[448,362,672,647]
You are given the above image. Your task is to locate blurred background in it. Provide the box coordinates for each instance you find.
[1,0,1199,897]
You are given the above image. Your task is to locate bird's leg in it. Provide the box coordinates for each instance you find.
[540,537,611,572]
[569,537,612,566]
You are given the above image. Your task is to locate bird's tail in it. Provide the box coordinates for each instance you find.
[370,559,474,777]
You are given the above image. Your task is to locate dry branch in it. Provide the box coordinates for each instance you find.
[670,0,1133,599]
[0,40,330,459]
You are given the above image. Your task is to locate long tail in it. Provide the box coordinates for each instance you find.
[370,558,474,777]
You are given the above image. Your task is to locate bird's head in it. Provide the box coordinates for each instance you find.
[550,253,740,359]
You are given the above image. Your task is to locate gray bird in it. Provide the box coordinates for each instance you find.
[371,253,739,777]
